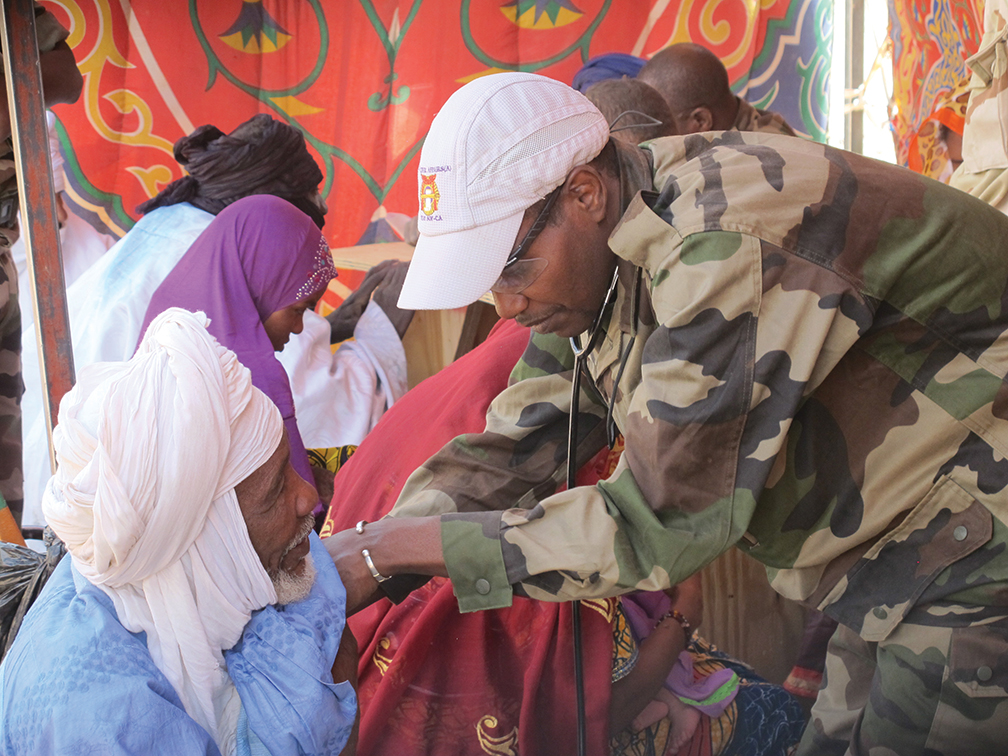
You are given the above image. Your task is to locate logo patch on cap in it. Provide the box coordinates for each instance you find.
[419,174,441,218]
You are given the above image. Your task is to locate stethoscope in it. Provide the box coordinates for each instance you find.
[561,116,651,752]
[566,263,641,754]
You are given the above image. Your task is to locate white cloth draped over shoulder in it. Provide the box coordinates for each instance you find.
[41,308,282,755]
[280,298,407,448]
[21,202,408,526]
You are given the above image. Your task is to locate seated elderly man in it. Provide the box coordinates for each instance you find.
[0,309,356,755]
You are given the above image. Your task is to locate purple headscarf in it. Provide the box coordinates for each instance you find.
[138,195,336,488]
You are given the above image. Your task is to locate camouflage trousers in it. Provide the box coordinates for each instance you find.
[0,247,21,523]
[796,611,1008,755]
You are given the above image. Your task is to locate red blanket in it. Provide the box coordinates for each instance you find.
[322,319,616,755]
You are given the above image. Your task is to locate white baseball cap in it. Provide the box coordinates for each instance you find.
[398,72,609,310]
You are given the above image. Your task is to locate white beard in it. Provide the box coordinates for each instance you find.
[272,552,317,605]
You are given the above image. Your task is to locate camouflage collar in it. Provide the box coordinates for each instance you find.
[608,140,655,336]
[612,139,655,213]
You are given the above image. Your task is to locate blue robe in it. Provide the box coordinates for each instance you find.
[0,533,355,755]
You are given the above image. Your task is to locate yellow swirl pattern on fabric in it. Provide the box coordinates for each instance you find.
[62,0,174,168]
[643,0,695,53]
[306,445,358,474]
[50,0,86,49]
[647,0,783,74]
[125,164,173,200]
[582,596,617,624]
[475,715,519,756]
[372,636,393,675]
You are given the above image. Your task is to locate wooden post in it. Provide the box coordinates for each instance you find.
[0,0,74,475]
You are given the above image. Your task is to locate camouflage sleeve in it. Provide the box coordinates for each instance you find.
[389,331,608,522]
[445,213,868,611]
[385,331,608,611]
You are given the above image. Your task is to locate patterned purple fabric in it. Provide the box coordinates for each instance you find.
[622,591,739,717]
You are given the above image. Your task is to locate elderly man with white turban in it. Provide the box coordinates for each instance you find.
[0,309,357,755]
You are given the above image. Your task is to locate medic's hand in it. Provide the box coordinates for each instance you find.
[324,516,447,615]
[324,528,383,615]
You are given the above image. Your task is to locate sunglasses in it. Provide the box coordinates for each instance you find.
[490,185,562,295]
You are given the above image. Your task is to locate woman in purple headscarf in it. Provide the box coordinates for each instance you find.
[138,194,337,494]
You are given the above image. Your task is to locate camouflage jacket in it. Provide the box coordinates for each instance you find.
[958,0,1008,173]
[390,132,1008,642]
[732,98,796,137]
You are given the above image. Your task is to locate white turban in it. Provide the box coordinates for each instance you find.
[42,308,283,754]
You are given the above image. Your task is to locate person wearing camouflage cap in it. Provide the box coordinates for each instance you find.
[326,72,1008,753]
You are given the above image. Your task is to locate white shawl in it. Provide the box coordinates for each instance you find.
[42,308,282,755]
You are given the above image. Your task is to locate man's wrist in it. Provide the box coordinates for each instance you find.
[351,516,447,579]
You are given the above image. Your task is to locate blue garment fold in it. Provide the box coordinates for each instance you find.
[229,534,356,755]
[0,533,354,755]
[572,53,646,92]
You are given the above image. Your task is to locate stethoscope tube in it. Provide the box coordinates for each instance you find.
[567,357,588,756]
[564,264,641,753]
[566,268,620,756]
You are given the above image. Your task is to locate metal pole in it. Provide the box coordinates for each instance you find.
[846,0,864,153]
[0,0,74,476]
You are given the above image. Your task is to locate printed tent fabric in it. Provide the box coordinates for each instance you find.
[889,0,983,178]
[44,0,831,307]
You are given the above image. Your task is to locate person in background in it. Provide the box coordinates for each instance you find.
[571,52,646,93]
[282,257,412,461]
[585,78,676,142]
[637,43,796,136]
[137,195,336,503]
[0,3,82,525]
[20,114,412,528]
[11,111,114,322]
[12,115,114,515]
[0,308,356,755]
[950,0,1008,213]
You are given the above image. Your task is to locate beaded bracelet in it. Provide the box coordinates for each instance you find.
[654,608,692,642]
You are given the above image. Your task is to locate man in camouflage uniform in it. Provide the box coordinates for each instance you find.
[638,42,797,137]
[0,5,81,523]
[950,0,1008,213]
[326,73,1008,753]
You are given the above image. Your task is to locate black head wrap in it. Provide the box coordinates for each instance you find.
[136,114,326,228]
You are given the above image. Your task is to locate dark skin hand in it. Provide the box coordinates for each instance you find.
[324,516,447,615]
[326,260,398,344]
[333,624,360,756]
[609,575,704,734]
